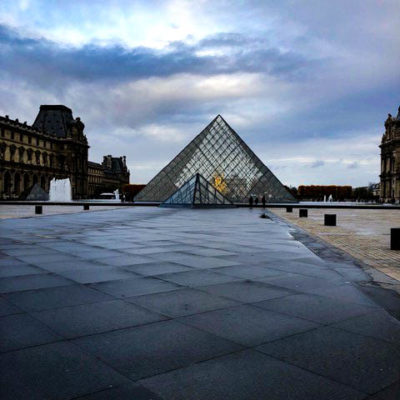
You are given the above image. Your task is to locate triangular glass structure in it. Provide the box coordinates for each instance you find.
[136,115,296,203]
[161,173,234,208]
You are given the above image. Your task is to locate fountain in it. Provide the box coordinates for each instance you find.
[49,178,72,202]
[113,188,120,201]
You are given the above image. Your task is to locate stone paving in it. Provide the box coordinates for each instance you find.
[269,208,400,284]
[0,204,120,219]
[0,207,400,399]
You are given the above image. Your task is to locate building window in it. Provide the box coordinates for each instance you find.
[10,145,16,161]
[19,147,25,162]
[27,149,32,161]
[28,136,32,144]
[11,131,14,140]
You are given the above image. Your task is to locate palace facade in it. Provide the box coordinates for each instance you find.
[88,156,130,198]
[380,106,400,203]
[0,105,129,200]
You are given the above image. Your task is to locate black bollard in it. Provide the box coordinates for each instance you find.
[286,206,293,213]
[391,228,400,250]
[299,209,308,218]
[35,205,42,215]
[83,204,90,211]
[324,214,336,226]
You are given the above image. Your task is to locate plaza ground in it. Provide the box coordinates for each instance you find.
[270,208,400,287]
[0,206,399,399]
[0,204,120,219]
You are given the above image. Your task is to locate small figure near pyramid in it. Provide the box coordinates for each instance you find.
[161,173,235,208]
[136,115,295,204]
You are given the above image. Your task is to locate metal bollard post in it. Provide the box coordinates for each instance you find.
[391,228,400,250]
[299,209,308,218]
[324,214,336,226]
[83,204,90,211]
[286,206,293,213]
[35,205,42,215]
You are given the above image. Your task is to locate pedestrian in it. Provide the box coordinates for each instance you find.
[249,196,253,207]
[255,197,259,206]
[262,195,266,207]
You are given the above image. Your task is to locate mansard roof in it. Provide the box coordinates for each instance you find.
[33,105,84,138]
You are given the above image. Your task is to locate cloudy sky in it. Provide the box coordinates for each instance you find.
[0,0,399,186]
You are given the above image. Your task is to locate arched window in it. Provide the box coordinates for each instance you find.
[23,174,30,192]
[0,143,6,159]
[9,145,16,162]
[18,147,25,163]
[4,171,12,195]
[27,149,33,162]
[35,151,41,165]
[14,173,21,195]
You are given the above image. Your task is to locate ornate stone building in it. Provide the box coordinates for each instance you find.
[0,105,129,200]
[380,106,400,203]
[88,156,130,197]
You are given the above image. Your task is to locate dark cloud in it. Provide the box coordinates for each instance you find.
[0,24,316,89]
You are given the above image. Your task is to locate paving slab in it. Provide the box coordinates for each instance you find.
[123,261,193,276]
[0,313,61,352]
[0,262,45,278]
[0,341,130,400]
[72,319,242,380]
[91,276,181,298]
[157,269,240,287]
[139,349,366,400]
[254,293,377,324]
[257,326,400,394]
[198,280,294,303]
[4,284,113,312]
[0,297,23,316]
[75,383,163,400]
[179,304,318,346]
[0,273,73,293]
[128,287,239,317]
[330,309,400,344]
[32,299,166,338]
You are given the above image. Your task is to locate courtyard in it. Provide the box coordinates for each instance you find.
[0,206,399,399]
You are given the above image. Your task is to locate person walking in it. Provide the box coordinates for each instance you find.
[249,196,253,207]
[262,195,266,208]
[255,197,259,206]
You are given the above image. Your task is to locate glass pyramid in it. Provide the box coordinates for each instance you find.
[161,173,235,208]
[136,115,296,203]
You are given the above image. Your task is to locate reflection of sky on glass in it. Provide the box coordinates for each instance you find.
[0,0,399,186]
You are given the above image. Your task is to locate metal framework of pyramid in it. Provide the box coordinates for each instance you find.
[161,173,235,208]
[136,115,296,203]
